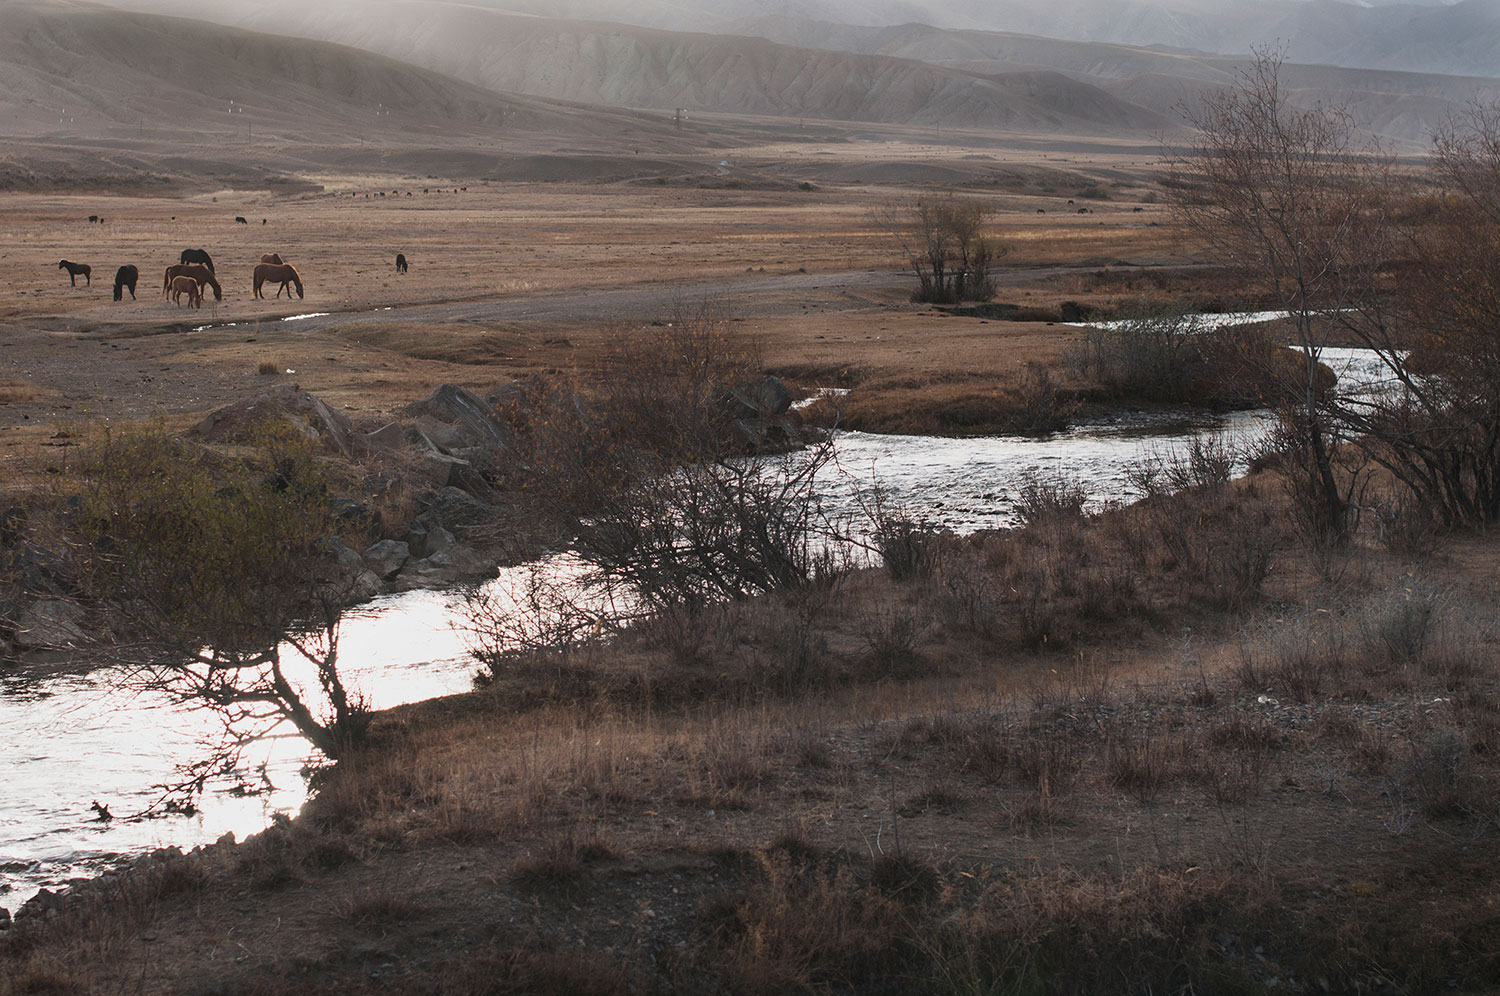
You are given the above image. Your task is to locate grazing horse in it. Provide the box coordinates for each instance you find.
[113,265,139,302]
[161,263,222,301]
[179,248,214,272]
[395,253,408,274]
[253,263,303,299]
[259,253,284,265]
[57,260,91,286]
[169,275,202,308]
[235,216,248,224]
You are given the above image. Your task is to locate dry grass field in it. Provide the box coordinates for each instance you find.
[0,146,1188,481]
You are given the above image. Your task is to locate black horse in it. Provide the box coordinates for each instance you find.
[113,265,139,302]
[179,248,214,272]
[395,253,408,274]
[57,260,91,286]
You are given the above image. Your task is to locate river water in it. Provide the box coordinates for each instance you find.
[0,341,1390,915]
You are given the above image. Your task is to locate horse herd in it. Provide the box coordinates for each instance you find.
[57,251,410,308]
[57,249,306,308]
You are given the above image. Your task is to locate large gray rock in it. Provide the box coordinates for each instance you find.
[14,598,87,650]
[319,538,382,602]
[400,544,493,586]
[413,415,467,454]
[419,487,492,532]
[406,522,456,560]
[414,451,473,491]
[362,540,410,580]
[740,374,794,416]
[364,422,407,452]
[417,384,510,451]
[718,374,794,421]
[192,384,358,458]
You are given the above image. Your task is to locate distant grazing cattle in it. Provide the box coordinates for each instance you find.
[1133,207,1144,212]
[1036,209,1046,214]
[169,275,202,308]
[57,260,91,286]
[262,219,267,224]
[235,216,248,224]
[1077,208,1090,214]
[179,248,214,272]
[88,215,98,223]
[395,253,408,274]
[113,265,139,301]
[1067,199,1075,205]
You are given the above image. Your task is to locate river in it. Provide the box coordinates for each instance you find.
[0,341,1390,915]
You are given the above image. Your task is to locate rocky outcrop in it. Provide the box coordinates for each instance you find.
[398,543,493,586]
[418,486,493,533]
[13,598,87,651]
[361,539,410,581]
[192,384,359,458]
[414,384,511,452]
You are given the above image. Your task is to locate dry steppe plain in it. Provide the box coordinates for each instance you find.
[7,141,1500,995]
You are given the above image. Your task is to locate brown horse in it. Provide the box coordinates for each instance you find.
[169,275,202,308]
[161,263,222,301]
[259,253,284,265]
[113,265,138,301]
[253,262,303,299]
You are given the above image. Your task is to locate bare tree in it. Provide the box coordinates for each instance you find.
[1334,99,1500,527]
[876,195,1002,303]
[1168,49,1395,541]
[50,420,369,796]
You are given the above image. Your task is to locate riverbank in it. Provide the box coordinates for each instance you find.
[4,466,1499,993]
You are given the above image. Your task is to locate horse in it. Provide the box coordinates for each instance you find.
[57,260,91,286]
[395,253,408,274]
[179,248,214,272]
[169,275,202,308]
[161,263,222,301]
[235,216,248,225]
[113,265,139,302]
[259,253,284,265]
[253,262,303,300]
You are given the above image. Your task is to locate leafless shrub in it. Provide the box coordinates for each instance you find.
[1128,431,1238,498]
[1104,720,1179,804]
[1014,474,1089,527]
[859,606,928,679]
[463,562,603,685]
[1365,587,1439,669]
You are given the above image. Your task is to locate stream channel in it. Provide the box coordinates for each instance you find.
[0,335,1390,915]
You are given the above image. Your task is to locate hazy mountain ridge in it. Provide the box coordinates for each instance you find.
[722,14,1500,143]
[211,2,1169,134]
[0,0,686,147]
[368,0,1500,78]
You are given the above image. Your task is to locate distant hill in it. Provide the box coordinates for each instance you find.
[0,0,685,147]
[194,0,1500,79]
[724,15,1500,145]
[85,0,1167,137]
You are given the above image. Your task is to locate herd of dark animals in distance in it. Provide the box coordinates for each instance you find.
[58,217,411,308]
